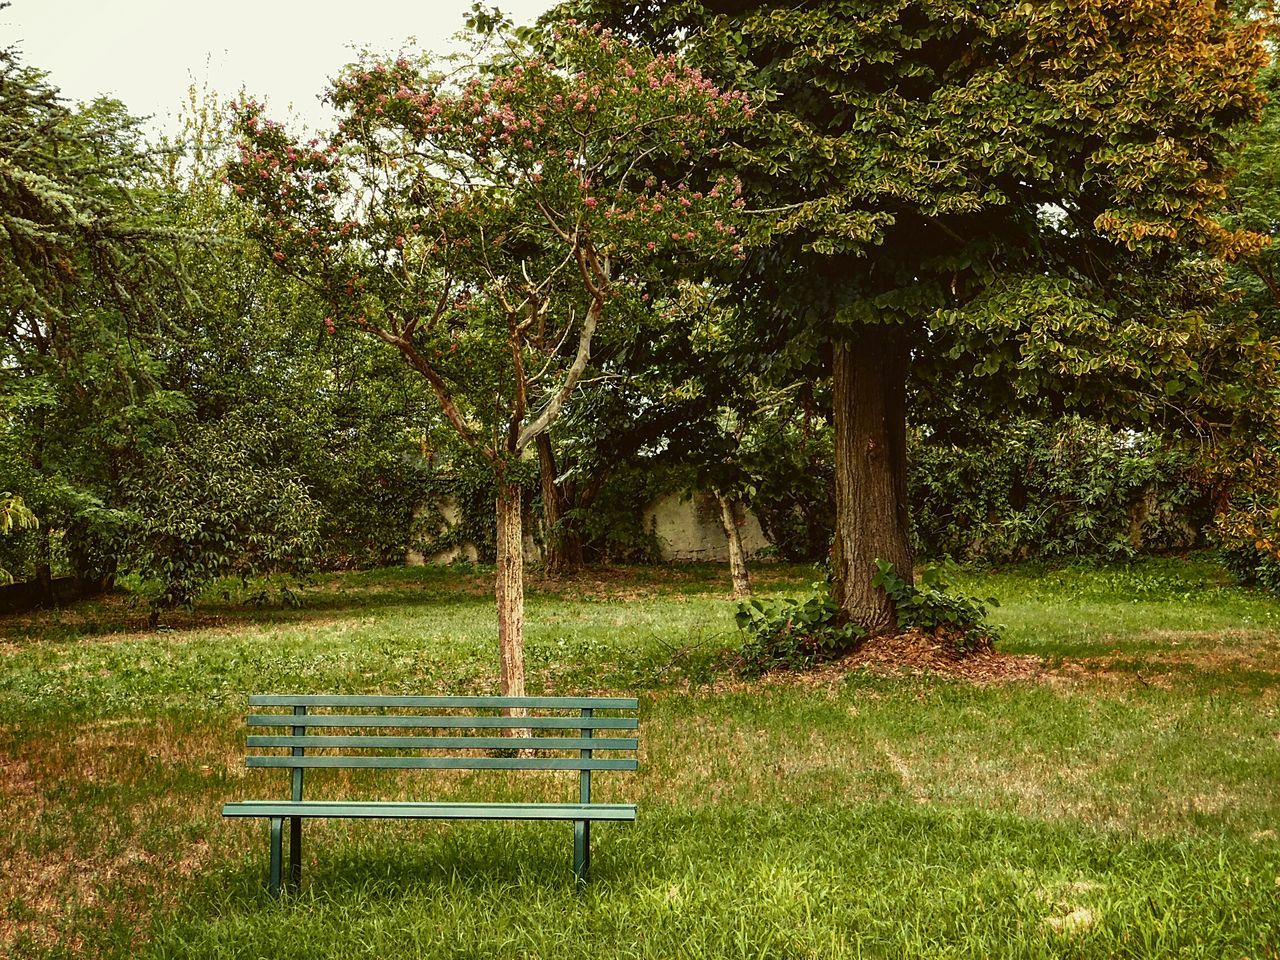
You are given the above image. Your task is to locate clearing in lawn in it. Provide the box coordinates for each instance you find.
[1,557,1278,959]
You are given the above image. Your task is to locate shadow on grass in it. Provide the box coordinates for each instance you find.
[0,580,497,645]
[210,819,630,909]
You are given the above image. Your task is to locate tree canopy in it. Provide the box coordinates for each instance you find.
[568,0,1276,630]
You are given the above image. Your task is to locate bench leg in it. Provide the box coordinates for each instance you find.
[269,817,283,898]
[573,820,590,884]
[290,816,302,890]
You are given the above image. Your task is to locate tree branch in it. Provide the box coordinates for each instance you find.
[367,322,494,463]
[516,290,603,450]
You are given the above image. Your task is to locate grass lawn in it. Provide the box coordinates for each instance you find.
[2,557,1279,959]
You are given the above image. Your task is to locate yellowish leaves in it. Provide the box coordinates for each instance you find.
[1201,219,1271,264]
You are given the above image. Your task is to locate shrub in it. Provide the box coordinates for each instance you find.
[578,465,668,564]
[871,559,1001,650]
[1221,547,1280,594]
[734,579,865,676]
[910,418,1205,562]
[1211,439,1280,595]
[121,423,320,616]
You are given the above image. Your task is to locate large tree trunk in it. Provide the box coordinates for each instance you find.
[535,433,584,578]
[494,482,527,701]
[717,494,753,599]
[830,326,913,634]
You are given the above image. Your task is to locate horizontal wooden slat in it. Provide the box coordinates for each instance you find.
[223,800,637,821]
[247,714,638,731]
[245,735,637,752]
[245,755,638,771]
[248,694,638,710]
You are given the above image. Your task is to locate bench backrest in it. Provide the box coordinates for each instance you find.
[243,694,640,804]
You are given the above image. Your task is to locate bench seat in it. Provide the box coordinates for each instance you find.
[223,800,638,821]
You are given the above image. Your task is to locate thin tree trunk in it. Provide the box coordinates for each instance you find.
[494,482,527,702]
[535,433,583,578]
[830,326,913,634]
[717,494,752,599]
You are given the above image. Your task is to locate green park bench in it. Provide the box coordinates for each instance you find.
[222,694,639,895]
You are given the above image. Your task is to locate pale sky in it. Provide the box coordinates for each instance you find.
[3,1,555,135]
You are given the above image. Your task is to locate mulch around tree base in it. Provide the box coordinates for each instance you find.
[695,630,1046,695]
[832,629,1044,685]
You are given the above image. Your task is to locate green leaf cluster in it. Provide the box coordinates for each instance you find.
[871,558,1001,649]
[734,579,865,676]
[119,421,322,615]
[910,418,1203,562]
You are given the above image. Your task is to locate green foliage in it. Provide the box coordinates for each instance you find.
[575,465,667,563]
[551,271,834,566]
[734,578,864,676]
[0,44,192,588]
[567,415,1210,570]
[1220,546,1280,596]
[120,423,321,614]
[0,492,37,584]
[0,45,179,328]
[226,20,752,657]
[1202,64,1280,596]
[910,418,1204,563]
[314,449,432,569]
[572,0,1278,626]
[154,86,439,574]
[411,452,536,564]
[872,558,1000,649]
[575,0,1273,413]
[0,62,416,596]
[738,396,833,562]
[0,493,37,537]
[228,24,749,476]
[1219,63,1280,338]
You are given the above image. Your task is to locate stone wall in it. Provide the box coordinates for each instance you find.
[644,491,772,562]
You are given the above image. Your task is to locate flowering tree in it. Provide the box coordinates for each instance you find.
[228,22,748,696]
